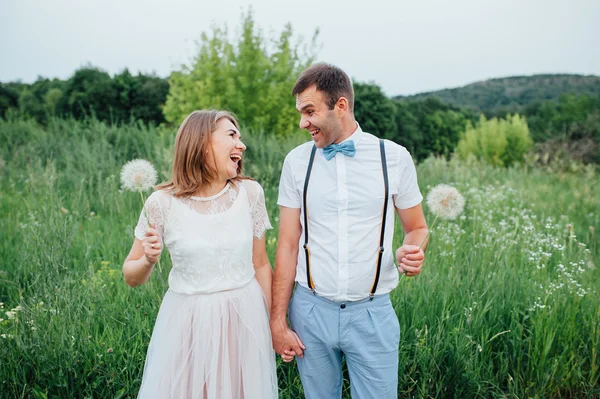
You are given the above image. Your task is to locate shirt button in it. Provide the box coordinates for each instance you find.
[340,304,346,309]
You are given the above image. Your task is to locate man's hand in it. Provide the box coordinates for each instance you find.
[396,244,424,276]
[271,322,306,361]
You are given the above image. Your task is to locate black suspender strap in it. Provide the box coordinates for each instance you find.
[370,139,389,299]
[303,145,317,294]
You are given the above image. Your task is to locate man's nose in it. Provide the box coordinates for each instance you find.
[299,116,310,130]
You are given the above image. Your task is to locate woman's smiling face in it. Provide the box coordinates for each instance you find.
[207,118,246,181]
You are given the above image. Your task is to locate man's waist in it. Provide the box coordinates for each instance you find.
[293,283,391,307]
[294,281,393,303]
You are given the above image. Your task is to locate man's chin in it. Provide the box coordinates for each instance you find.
[312,138,327,149]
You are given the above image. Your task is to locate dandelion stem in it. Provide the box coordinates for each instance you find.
[419,214,439,249]
[139,190,162,273]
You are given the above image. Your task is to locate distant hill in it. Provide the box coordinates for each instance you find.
[394,74,600,114]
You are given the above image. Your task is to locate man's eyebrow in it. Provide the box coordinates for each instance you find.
[298,103,315,113]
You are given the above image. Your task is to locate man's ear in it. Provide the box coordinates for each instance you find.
[335,97,350,116]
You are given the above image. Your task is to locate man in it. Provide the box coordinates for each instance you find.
[271,63,428,398]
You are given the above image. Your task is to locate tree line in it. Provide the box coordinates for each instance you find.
[1,9,598,166]
[0,68,169,125]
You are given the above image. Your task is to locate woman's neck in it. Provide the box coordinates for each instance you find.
[193,180,229,198]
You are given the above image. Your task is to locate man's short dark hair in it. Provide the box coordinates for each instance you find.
[292,63,354,112]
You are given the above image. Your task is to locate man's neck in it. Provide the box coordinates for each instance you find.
[334,118,358,144]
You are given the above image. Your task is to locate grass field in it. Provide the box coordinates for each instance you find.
[0,117,598,398]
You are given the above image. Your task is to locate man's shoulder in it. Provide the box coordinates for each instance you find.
[359,131,411,160]
[285,141,315,164]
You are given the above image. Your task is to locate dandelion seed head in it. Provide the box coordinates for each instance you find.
[426,184,465,220]
[120,159,157,192]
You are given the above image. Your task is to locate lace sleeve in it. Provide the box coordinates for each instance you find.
[134,191,169,240]
[245,180,272,239]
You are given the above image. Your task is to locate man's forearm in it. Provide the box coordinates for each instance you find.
[271,246,298,329]
[403,227,430,251]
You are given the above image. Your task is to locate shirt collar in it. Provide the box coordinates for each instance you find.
[341,121,363,145]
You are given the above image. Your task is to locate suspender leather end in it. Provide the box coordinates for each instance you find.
[369,293,375,300]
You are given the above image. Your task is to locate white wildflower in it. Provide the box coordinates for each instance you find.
[120,159,158,192]
[414,184,465,252]
[426,184,465,220]
[120,159,162,272]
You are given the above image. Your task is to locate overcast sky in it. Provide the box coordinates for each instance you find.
[1,0,599,96]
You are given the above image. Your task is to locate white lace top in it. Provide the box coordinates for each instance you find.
[134,180,272,294]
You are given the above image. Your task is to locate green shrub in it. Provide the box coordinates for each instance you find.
[457,114,533,166]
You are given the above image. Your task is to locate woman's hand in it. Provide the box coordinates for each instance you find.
[142,224,162,265]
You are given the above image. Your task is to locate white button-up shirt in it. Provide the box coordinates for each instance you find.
[278,124,423,301]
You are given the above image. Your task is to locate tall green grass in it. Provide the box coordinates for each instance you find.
[0,117,598,398]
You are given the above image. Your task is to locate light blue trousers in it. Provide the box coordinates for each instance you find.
[289,284,400,399]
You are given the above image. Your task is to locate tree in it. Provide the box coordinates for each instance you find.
[164,8,318,135]
[18,89,44,121]
[353,81,396,139]
[44,88,63,116]
[391,98,473,161]
[0,84,20,118]
[60,67,119,121]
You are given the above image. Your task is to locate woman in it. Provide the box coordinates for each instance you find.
[122,110,281,398]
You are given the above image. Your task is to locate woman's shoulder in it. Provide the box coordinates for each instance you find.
[240,178,263,190]
[146,188,175,206]
[239,179,265,199]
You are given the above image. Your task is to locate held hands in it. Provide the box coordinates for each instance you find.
[143,224,162,266]
[396,244,424,276]
[272,324,305,363]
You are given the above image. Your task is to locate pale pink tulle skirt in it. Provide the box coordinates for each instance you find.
[137,278,278,399]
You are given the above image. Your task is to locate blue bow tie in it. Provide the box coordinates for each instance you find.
[322,140,356,161]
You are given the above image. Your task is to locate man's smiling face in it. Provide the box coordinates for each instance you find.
[295,84,342,148]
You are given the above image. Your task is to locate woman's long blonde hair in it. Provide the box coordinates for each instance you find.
[157,110,245,197]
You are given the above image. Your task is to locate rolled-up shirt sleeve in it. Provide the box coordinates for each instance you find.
[277,156,301,209]
[393,147,423,209]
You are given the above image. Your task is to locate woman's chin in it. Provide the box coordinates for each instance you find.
[227,169,238,179]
